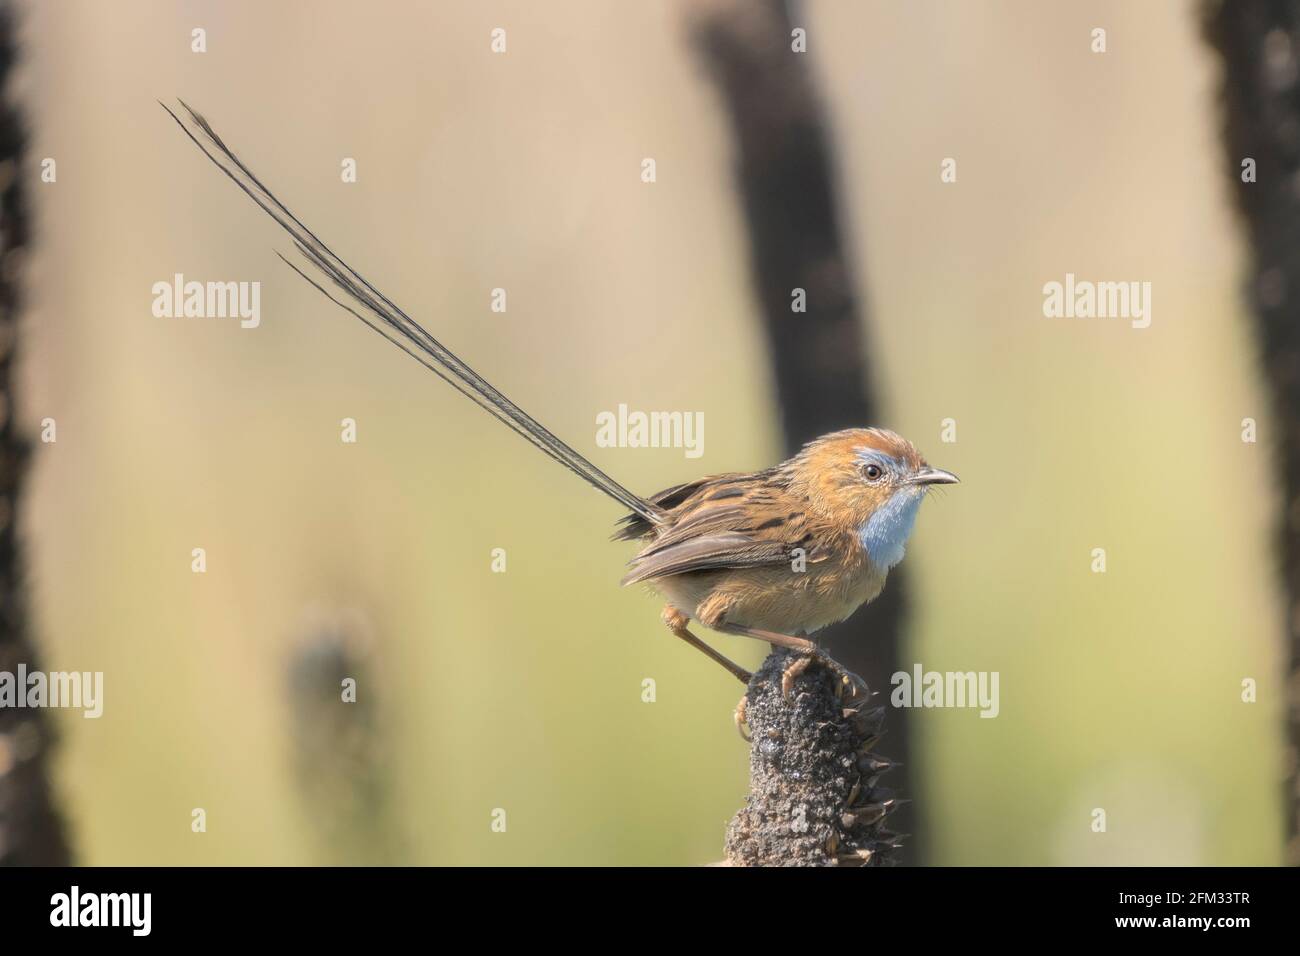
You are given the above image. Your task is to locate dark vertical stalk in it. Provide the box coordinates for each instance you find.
[1203,0,1300,865]
[0,1,72,866]
[287,616,402,865]
[691,0,915,860]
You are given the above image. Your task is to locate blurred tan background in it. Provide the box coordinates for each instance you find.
[13,0,1281,864]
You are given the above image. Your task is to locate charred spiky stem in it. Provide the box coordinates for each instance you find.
[726,650,903,866]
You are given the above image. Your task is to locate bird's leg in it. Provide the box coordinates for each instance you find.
[660,606,752,684]
[661,606,753,741]
[715,623,869,703]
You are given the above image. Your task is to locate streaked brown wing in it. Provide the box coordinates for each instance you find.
[620,477,826,585]
[620,532,792,586]
[612,473,749,541]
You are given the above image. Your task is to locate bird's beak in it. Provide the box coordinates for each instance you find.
[911,466,960,486]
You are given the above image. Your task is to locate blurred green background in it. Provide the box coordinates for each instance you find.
[16,0,1282,864]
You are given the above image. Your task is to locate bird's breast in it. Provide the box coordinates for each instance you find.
[856,488,924,570]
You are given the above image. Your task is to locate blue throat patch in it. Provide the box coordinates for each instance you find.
[857,488,923,569]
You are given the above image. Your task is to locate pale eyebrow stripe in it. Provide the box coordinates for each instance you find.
[855,449,904,471]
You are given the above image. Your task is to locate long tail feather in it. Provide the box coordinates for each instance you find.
[162,100,662,525]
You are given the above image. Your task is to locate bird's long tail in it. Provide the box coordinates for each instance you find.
[162,100,661,526]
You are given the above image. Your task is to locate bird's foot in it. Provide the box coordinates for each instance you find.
[780,654,812,700]
[734,693,751,741]
[782,649,869,703]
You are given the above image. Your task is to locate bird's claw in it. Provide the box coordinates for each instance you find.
[836,666,871,703]
[734,693,751,741]
[781,655,812,701]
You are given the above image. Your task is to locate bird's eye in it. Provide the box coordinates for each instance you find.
[863,463,884,482]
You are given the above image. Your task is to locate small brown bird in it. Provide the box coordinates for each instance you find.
[615,427,956,693]
[164,102,957,716]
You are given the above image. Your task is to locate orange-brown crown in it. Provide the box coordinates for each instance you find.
[779,428,929,526]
